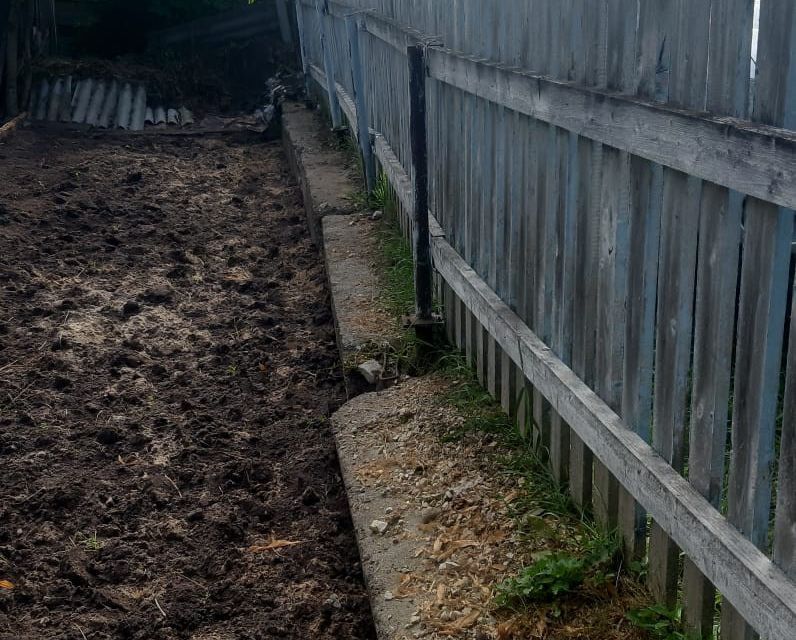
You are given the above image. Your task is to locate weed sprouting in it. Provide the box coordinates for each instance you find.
[626,604,688,640]
[75,531,104,552]
[496,553,587,606]
[377,218,415,319]
[495,526,621,609]
[371,171,393,212]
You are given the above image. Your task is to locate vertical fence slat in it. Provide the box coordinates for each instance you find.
[529,0,552,452]
[722,2,795,637]
[681,0,753,635]
[616,0,671,562]
[593,0,634,530]
[549,0,575,486]
[593,145,629,527]
[346,14,376,193]
[315,0,342,127]
[646,0,710,608]
[618,151,662,559]
[775,270,796,581]
[647,171,701,606]
[517,110,536,436]
[721,204,792,640]
[721,0,796,640]
[294,0,309,81]
[568,0,604,512]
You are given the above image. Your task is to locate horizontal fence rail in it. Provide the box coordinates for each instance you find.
[294,1,796,639]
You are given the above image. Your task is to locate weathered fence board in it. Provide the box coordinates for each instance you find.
[722,2,796,637]
[296,2,796,637]
[425,49,796,211]
[648,0,711,609]
[682,0,754,634]
[775,273,796,582]
[567,0,603,513]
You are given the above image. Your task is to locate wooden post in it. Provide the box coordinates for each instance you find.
[315,0,341,128]
[408,43,432,327]
[345,14,376,194]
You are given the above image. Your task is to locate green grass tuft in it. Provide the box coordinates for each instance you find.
[626,604,689,640]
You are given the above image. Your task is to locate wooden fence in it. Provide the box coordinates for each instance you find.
[294,1,796,638]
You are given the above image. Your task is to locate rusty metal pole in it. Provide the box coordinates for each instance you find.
[408,43,433,335]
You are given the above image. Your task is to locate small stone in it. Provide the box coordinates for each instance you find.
[370,519,389,535]
[371,210,383,221]
[357,359,383,385]
[410,614,421,624]
[324,594,342,609]
[383,590,394,601]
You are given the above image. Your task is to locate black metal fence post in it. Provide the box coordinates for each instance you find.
[408,43,433,329]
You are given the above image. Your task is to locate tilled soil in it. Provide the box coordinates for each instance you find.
[0,129,375,640]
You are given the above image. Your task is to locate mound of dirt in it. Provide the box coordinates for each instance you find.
[0,129,375,639]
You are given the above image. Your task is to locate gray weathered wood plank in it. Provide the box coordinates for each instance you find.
[681,0,754,634]
[722,1,796,636]
[647,171,701,606]
[315,0,343,127]
[647,0,710,608]
[568,0,603,511]
[721,202,793,640]
[594,0,634,529]
[426,48,796,211]
[774,269,796,582]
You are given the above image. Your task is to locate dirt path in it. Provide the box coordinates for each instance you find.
[0,129,375,639]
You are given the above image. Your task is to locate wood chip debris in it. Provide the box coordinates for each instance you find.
[247,538,304,552]
[346,375,651,639]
